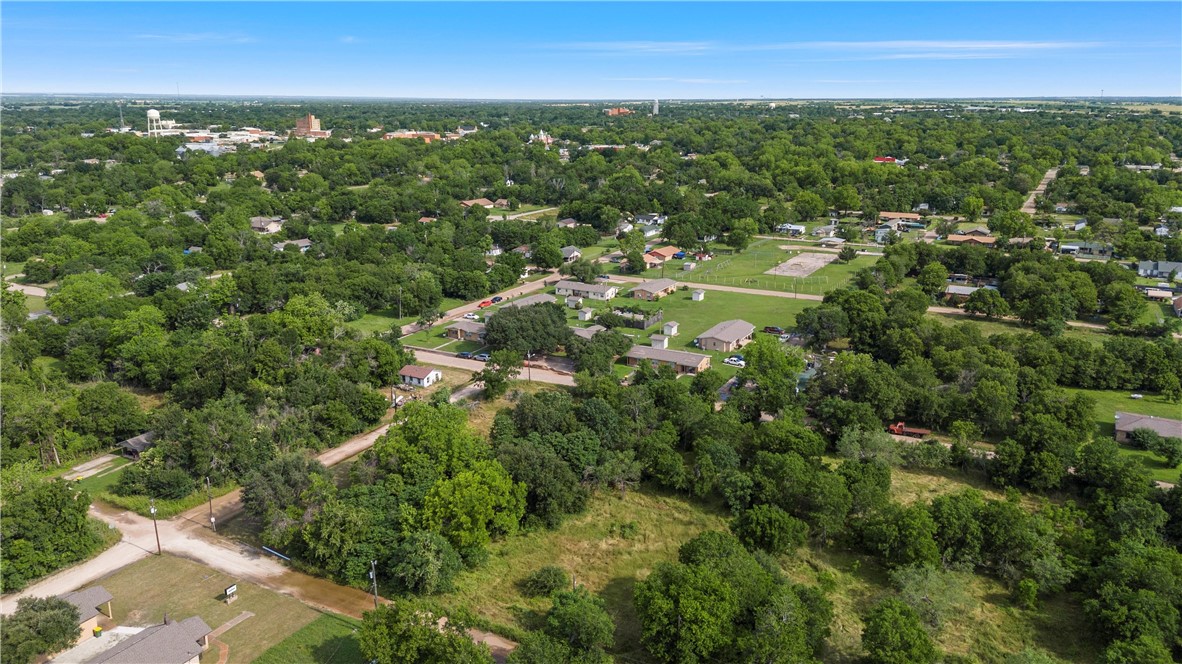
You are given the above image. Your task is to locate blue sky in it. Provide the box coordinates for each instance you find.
[3,2,1179,98]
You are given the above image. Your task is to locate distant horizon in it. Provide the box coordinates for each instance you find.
[4,2,1179,99]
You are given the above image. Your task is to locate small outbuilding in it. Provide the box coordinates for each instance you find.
[650,334,669,349]
[117,432,157,460]
[578,307,595,321]
[691,289,705,301]
[663,321,679,337]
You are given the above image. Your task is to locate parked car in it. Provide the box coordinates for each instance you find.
[1131,394,1144,399]
[475,353,491,362]
[462,312,480,320]
[477,300,494,308]
[596,274,612,280]
[763,326,785,335]
[491,296,504,303]
[673,251,686,259]
[779,334,792,343]
[729,354,745,362]
[457,351,473,359]
[723,357,746,368]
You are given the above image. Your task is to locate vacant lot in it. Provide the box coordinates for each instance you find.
[88,554,322,664]
[254,613,363,664]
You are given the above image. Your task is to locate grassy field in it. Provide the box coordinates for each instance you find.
[926,311,1108,343]
[253,613,363,664]
[90,554,322,664]
[99,482,237,519]
[74,457,132,494]
[434,487,731,661]
[346,297,465,336]
[1067,387,1182,483]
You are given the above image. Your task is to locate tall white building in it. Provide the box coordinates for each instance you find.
[653,99,659,116]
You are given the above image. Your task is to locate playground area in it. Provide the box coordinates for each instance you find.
[764,251,836,277]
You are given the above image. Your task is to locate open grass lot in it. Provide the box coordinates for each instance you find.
[926,311,1109,343]
[253,613,363,664]
[346,297,465,335]
[90,554,322,664]
[1068,387,1182,483]
[74,457,132,494]
[433,488,731,661]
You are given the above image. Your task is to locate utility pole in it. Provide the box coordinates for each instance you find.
[398,286,403,320]
[526,351,533,383]
[369,560,379,610]
[149,499,162,555]
[206,477,216,533]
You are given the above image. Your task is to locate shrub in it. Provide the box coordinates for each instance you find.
[731,504,809,554]
[520,566,569,597]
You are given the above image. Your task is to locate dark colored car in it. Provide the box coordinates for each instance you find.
[457,351,473,359]
[763,326,785,334]
[491,296,504,303]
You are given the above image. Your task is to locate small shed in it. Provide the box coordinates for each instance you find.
[691,289,706,302]
[663,321,679,337]
[117,432,157,460]
[650,334,669,349]
[566,295,584,309]
[577,307,595,321]
[683,261,696,271]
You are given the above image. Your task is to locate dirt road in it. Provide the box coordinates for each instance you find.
[5,281,48,298]
[607,274,825,301]
[412,348,576,386]
[1021,167,1059,214]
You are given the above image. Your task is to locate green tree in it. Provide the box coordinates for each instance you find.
[634,562,738,664]
[961,196,984,222]
[474,349,523,399]
[545,587,615,655]
[793,191,826,221]
[837,245,858,263]
[861,597,939,664]
[963,288,1011,319]
[731,504,808,555]
[421,460,526,558]
[391,531,463,595]
[359,603,494,664]
[916,261,949,297]
[0,597,80,664]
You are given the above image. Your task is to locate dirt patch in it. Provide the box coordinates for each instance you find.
[765,252,836,277]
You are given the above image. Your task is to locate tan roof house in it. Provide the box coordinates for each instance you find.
[696,319,755,352]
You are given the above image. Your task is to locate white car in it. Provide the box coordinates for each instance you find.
[723,357,746,368]
[462,312,480,321]
[1130,394,1144,400]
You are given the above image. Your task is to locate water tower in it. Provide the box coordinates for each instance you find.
[146,109,163,137]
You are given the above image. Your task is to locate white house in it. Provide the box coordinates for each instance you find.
[554,280,619,300]
[399,365,442,388]
[775,223,807,235]
[561,246,582,262]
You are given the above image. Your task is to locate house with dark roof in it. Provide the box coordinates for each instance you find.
[944,285,980,303]
[249,216,284,235]
[571,324,607,340]
[557,218,578,229]
[399,365,442,388]
[561,246,582,263]
[117,432,156,460]
[272,239,312,253]
[1114,412,1182,443]
[696,319,755,352]
[500,293,557,309]
[85,615,211,664]
[1137,260,1182,279]
[60,586,114,643]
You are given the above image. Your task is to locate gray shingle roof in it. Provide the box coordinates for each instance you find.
[1115,412,1182,439]
[696,319,755,345]
[117,432,156,454]
[625,345,710,367]
[87,616,211,664]
[501,293,557,309]
[59,586,113,623]
[631,278,677,295]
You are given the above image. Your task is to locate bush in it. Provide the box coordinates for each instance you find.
[731,504,809,554]
[902,438,951,469]
[520,566,569,597]
[391,531,462,595]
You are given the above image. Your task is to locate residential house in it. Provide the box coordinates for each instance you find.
[249,216,284,234]
[184,246,202,255]
[879,211,922,223]
[180,210,203,222]
[946,235,997,247]
[86,615,211,664]
[1155,225,1172,237]
[501,293,557,309]
[561,246,582,263]
[634,213,667,226]
[775,223,807,235]
[696,319,755,353]
[417,216,436,224]
[819,237,846,248]
[912,203,931,213]
[484,245,503,257]
[1054,203,1071,213]
[1008,237,1036,248]
[1073,220,1088,232]
[630,278,678,301]
[399,365,442,388]
[963,227,992,237]
[445,320,486,341]
[457,125,479,135]
[812,224,837,237]
[639,224,662,239]
[647,246,681,262]
[60,586,113,643]
[461,198,495,209]
[1173,295,1182,317]
[554,281,618,300]
[617,221,635,234]
[272,239,312,253]
[117,432,156,460]
[874,226,896,244]
[493,198,510,209]
[1137,261,1182,278]
[1146,289,1173,302]
[556,218,579,229]
[511,244,532,259]
[1114,412,1182,443]
[1075,241,1112,257]
[944,285,979,303]
[571,324,607,341]
[623,345,711,375]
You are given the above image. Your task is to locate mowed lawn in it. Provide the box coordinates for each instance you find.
[91,554,321,664]
[254,613,363,664]
[433,488,731,661]
[346,297,466,336]
[1068,387,1182,483]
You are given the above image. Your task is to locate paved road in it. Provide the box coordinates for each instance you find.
[607,274,825,301]
[411,347,576,386]
[4,281,47,298]
[399,275,554,336]
[1021,167,1059,215]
